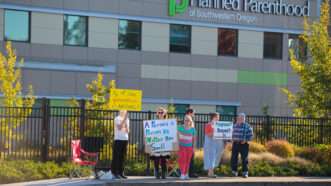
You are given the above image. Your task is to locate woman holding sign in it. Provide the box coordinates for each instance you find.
[149,107,171,179]
[203,112,225,178]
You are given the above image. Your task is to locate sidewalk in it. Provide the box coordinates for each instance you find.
[2,177,331,186]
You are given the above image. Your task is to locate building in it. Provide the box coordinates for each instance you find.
[0,0,321,115]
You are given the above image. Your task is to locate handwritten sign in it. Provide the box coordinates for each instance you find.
[214,121,233,140]
[109,89,142,111]
[144,119,177,153]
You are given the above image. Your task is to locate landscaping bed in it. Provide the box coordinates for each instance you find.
[2,140,331,184]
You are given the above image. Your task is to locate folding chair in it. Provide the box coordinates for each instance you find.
[70,140,99,179]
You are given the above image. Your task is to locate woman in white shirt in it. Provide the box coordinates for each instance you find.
[111,110,129,179]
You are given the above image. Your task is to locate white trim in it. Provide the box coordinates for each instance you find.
[20,61,116,73]
[0,3,304,34]
[143,98,241,106]
[31,95,241,106]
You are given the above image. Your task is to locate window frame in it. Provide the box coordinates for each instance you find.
[218,28,238,57]
[4,9,31,43]
[63,14,89,47]
[263,32,283,60]
[118,19,142,51]
[169,24,192,54]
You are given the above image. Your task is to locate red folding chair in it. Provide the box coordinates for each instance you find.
[70,140,99,179]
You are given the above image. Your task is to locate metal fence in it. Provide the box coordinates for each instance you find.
[0,99,331,165]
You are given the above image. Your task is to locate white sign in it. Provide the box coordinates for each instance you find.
[214,121,233,140]
[143,119,178,153]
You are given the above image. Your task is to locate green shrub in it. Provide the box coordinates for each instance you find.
[266,140,295,158]
[125,161,147,176]
[249,161,276,176]
[61,162,91,177]
[296,145,331,165]
[283,158,321,176]
[249,142,267,153]
[0,161,92,184]
[16,161,44,180]
[0,161,25,184]
[38,162,63,179]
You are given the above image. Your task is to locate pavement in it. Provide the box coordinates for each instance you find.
[2,177,331,186]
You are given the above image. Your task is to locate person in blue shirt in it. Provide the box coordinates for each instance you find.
[231,113,253,178]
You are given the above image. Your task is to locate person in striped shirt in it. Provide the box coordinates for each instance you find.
[177,115,196,180]
[231,113,253,178]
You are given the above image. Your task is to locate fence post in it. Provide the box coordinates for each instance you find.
[319,118,324,144]
[79,99,86,142]
[41,98,50,162]
[145,110,152,176]
[266,115,272,141]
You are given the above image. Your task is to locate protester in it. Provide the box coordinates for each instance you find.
[178,115,196,180]
[185,108,199,178]
[111,110,130,179]
[231,113,253,178]
[149,107,171,179]
[203,112,225,178]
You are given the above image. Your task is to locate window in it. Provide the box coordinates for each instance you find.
[4,10,30,42]
[218,28,238,56]
[118,20,142,50]
[174,104,190,114]
[170,24,191,53]
[64,15,88,46]
[216,105,237,116]
[288,34,307,61]
[264,32,283,59]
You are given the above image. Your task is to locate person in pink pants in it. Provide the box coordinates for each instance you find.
[177,115,196,180]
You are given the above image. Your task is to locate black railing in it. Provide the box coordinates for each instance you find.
[0,99,331,164]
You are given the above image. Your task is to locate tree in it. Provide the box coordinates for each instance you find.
[282,0,331,118]
[0,41,35,150]
[64,73,117,160]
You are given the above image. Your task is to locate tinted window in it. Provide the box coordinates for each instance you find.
[118,20,141,50]
[64,15,88,46]
[218,29,238,56]
[216,105,237,116]
[4,10,30,42]
[170,24,191,53]
[264,32,283,59]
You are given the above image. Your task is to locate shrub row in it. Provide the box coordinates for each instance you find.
[0,160,91,184]
[2,141,331,184]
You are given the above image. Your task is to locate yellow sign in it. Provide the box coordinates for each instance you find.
[109,89,142,111]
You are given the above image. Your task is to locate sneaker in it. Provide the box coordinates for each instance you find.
[96,171,106,178]
[100,171,113,180]
[180,175,186,180]
[243,172,248,178]
[185,174,190,180]
[232,171,238,177]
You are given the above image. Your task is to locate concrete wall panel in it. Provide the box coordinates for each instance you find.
[31,12,63,45]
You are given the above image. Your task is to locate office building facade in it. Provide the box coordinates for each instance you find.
[0,0,321,115]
